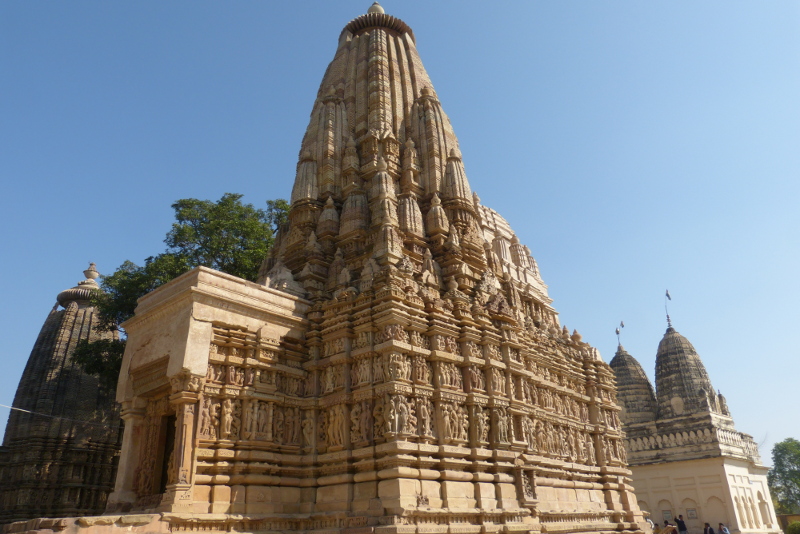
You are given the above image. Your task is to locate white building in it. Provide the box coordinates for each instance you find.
[610,323,779,534]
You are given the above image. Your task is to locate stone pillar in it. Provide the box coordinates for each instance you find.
[106,399,146,511]
[161,373,203,512]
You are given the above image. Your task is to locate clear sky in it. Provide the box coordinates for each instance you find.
[1,1,798,463]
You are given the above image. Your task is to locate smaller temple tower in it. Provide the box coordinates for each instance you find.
[0,264,122,523]
[610,322,779,534]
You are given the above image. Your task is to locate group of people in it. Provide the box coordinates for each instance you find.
[647,514,731,534]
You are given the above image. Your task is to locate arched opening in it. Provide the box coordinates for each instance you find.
[658,499,674,523]
[681,498,700,532]
[706,496,729,529]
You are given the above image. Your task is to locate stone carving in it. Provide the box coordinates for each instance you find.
[491,368,506,394]
[476,407,490,443]
[199,397,220,439]
[413,355,431,384]
[465,365,485,392]
[326,405,346,447]
[494,407,510,444]
[440,402,468,442]
[322,364,344,393]
[438,362,463,390]
[386,353,412,382]
[302,412,315,447]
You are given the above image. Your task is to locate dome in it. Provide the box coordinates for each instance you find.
[610,345,657,425]
[655,326,715,418]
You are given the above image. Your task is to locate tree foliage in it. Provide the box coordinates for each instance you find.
[165,193,275,281]
[74,193,288,389]
[71,338,127,392]
[768,438,800,514]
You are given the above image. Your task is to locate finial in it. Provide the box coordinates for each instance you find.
[377,156,388,172]
[367,2,385,14]
[430,192,441,206]
[83,262,99,280]
[615,320,624,346]
[405,138,415,148]
[665,289,673,328]
[448,148,458,159]
[325,196,335,207]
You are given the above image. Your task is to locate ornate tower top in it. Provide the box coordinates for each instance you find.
[56,262,101,307]
[609,345,657,425]
[655,325,716,418]
[260,5,551,318]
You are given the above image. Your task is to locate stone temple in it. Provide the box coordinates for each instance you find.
[610,321,778,534]
[0,264,121,524]
[5,4,646,534]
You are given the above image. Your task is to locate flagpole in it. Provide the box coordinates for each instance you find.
[665,289,672,327]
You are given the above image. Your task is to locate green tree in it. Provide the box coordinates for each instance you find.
[74,193,288,390]
[768,437,800,514]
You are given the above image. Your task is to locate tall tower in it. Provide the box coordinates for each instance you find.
[0,264,122,523]
[99,5,646,534]
[610,325,779,534]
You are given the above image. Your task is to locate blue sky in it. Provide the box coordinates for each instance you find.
[1,1,797,462]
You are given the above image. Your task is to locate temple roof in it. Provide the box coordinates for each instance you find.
[609,345,657,425]
[655,326,715,418]
[260,5,550,313]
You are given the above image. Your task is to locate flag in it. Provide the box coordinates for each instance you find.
[666,290,671,300]
[615,328,620,335]
[620,321,625,328]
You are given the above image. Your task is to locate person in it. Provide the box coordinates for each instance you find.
[663,520,678,534]
[676,515,688,534]
[651,518,661,534]
[703,523,716,534]
[718,523,730,534]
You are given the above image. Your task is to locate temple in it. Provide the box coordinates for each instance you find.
[0,264,121,524]
[610,323,779,534]
[5,4,647,534]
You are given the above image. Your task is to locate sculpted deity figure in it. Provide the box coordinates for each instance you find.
[221,398,233,439]
[350,403,363,442]
[495,408,509,443]
[476,408,489,442]
[586,435,596,465]
[273,408,285,444]
[457,407,468,440]
[209,399,220,440]
[373,400,385,438]
[257,402,268,433]
[536,422,547,454]
[418,399,432,436]
[302,412,314,446]
[357,401,371,441]
[199,397,213,437]
[441,404,453,440]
